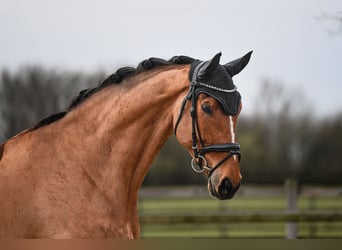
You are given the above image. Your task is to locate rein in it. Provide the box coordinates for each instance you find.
[174,62,241,177]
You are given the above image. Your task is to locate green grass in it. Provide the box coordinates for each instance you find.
[140,222,342,238]
[139,197,285,214]
[138,196,342,238]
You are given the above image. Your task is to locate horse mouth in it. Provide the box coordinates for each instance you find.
[208,178,240,200]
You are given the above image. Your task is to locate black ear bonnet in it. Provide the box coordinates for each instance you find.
[189,60,241,115]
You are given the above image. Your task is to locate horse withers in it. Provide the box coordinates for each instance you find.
[0,51,252,238]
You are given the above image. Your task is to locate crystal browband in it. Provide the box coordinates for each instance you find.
[198,82,238,93]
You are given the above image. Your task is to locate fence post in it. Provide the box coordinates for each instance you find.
[308,195,317,237]
[285,178,298,239]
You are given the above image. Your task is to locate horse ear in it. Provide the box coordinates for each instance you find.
[224,51,253,77]
[198,52,222,79]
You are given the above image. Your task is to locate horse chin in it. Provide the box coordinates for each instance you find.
[208,179,217,199]
[208,178,225,200]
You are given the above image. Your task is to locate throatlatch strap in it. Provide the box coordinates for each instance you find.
[174,97,188,135]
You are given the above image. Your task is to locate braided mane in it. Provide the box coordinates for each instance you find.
[34,55,196,129]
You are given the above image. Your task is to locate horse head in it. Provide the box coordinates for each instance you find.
[174,51,252,200]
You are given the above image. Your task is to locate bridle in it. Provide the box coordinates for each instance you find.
[174,62,241,178]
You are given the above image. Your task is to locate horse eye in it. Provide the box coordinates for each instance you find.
[201,104,213,115]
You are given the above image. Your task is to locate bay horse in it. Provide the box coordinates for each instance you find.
[0,51,252,238]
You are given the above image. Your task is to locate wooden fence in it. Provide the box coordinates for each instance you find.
[139,180,342,239]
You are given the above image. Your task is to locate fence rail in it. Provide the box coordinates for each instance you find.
[139,184,342,199]
[140,211,342,224]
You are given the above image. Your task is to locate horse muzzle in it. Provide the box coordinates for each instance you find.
[208,177,240,200]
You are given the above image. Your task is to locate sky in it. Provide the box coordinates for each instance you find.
[1,0,341,117]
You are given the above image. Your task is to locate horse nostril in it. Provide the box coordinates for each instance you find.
[218,178,233,197]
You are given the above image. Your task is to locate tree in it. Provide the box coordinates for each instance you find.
[0,66,104,142]
[239,79,314,183]
[316,11,342,36]
[300,113,342,183]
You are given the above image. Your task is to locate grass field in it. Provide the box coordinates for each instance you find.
[138,190,342,238]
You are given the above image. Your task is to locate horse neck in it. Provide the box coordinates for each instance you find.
[61,65,190,201]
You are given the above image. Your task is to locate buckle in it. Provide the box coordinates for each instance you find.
[191,155,207,173]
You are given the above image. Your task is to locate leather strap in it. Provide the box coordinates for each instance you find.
[199,143,240,156]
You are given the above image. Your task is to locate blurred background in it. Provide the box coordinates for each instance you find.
[1,0,341,238]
